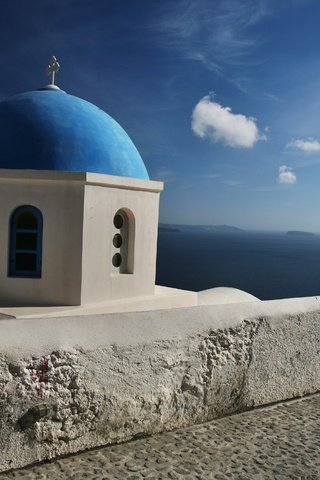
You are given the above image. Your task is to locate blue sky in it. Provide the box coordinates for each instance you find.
[1,0,320,231]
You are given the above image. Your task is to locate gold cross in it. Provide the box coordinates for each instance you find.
[46,56,60,85]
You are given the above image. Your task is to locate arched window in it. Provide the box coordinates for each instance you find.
[9,206,43,278]
[112,209,135,274]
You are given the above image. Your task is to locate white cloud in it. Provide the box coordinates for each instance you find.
[223,180,244,186]
[278,166,297,185]
[287,138,320,153]
[191,94,265,148]
[155,0,269,73]
[263,92,281,103]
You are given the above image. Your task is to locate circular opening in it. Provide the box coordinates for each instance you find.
[113,214,123,229]
[113,233,123,248]
[112,253,122,267]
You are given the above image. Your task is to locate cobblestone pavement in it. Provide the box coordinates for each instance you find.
[1,394,320,480]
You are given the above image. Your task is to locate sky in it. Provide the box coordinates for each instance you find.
[1,0,320,231]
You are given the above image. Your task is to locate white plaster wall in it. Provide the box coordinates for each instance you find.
[0,171,163,307]
[0,297,319,472]
[0,179,84,306]
[81,184,161,303]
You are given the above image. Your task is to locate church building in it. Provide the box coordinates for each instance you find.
[0,57,167,307]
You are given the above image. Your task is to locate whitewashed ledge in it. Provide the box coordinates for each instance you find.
[1,296,320,472]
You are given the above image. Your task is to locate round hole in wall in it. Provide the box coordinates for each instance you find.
[113,233,123,248]
[113,214,123,229]
[112,253,122,267]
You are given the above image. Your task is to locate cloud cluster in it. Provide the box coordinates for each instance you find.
[191,95,264,148]
[278,166,297,185]
[156,0,269,73]
[287,138,320,153]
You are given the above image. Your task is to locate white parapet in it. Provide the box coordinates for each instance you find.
[0,296,320,472]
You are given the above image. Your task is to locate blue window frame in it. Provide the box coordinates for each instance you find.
[9,206,43,278]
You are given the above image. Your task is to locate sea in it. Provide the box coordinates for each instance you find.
[156,230,320,300]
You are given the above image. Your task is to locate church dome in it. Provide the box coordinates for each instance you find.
[0,87,149,180]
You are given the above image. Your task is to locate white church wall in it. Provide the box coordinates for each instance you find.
[0,171,163,307]
[80,177,162,304]
[0,174,84,306]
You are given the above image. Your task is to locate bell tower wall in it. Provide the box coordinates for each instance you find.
[80,174,163,304]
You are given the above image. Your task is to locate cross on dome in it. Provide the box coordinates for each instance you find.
[46,56,60,85]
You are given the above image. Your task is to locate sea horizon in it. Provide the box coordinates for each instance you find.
[156,228,320,301]
[159,222,320,236]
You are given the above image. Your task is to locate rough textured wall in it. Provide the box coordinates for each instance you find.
[0,300,320,472]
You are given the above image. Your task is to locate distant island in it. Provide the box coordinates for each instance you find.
[204,224,243,233]
[158,224,318,235]
[158,223,243,233]
[287,230,315,236]
[158,226,181,233]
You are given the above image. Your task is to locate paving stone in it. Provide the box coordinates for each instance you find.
[1,394,320,479]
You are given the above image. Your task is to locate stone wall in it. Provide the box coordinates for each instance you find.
[0,297,320,472]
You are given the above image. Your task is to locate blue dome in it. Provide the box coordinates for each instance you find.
[0,87,149,180]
